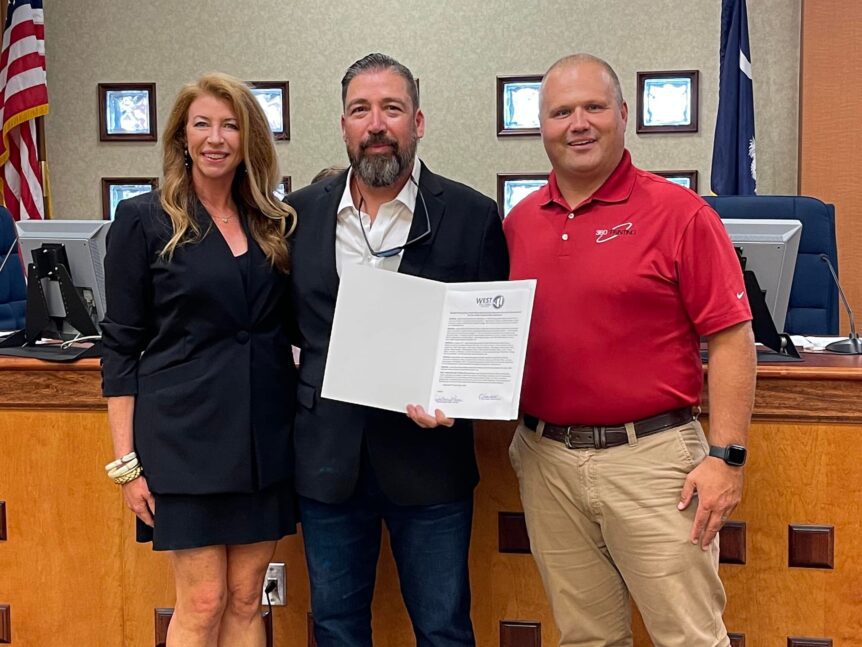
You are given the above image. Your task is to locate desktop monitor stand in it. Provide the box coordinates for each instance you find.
[0,262,101,361]
[743,270,801,362]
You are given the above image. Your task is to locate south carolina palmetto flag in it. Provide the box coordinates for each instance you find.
[711,0,757,195]
[0,0,48,220]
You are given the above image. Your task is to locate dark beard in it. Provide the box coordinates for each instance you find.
[348,132,418,187]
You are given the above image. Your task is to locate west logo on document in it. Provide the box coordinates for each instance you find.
[595,222,636,244]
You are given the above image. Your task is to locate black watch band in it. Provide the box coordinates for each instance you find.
[709,444,747,467]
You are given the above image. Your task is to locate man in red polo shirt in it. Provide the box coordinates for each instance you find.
[504,54,756,646]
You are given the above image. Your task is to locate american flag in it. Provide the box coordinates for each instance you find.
[0,0,48,221]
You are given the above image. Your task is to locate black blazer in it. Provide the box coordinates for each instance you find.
[101,190,297,495]
[287,163,509,506]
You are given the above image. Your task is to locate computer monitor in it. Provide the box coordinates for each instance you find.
[721,218,802,333]
[15,219,111,337]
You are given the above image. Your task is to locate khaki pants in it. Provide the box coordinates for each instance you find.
[509,419,730,647]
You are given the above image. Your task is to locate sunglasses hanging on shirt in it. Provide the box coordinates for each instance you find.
[354,175,431,258]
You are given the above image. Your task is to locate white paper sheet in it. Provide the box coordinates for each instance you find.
[321,264,535,420]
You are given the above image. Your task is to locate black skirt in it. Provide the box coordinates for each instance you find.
[136,479,297,551]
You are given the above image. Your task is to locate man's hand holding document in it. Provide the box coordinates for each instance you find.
[321,264,536,420]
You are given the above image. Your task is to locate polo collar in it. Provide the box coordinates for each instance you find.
[541,149,636,211]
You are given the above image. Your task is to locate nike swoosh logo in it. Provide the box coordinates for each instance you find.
[736,292,744,299]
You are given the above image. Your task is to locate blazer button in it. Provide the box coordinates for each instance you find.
[235,330,250,344]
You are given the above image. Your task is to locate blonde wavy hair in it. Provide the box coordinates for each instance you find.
[159,72,296,272]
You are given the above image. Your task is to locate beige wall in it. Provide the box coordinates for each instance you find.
[44,0,800,218]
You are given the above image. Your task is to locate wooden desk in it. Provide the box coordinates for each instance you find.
[0,354,859,646]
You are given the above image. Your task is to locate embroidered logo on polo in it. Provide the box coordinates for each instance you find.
[595,222,635,244]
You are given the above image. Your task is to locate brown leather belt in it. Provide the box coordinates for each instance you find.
[522,408,693,450]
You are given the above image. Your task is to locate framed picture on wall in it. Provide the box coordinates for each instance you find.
[652,170,699,192]
[636,70,699,133]
[98,83,157,142]
[497,173,549,218]
[101,177,159,220]
[496,75,542,136]
[248,81,290,140]
[275,176,292,198]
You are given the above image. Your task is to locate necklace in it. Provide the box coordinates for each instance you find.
[200,199,237,224]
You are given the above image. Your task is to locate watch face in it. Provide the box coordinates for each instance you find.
[726,445,747,466]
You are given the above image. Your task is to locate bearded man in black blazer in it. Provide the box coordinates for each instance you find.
[287,53,509,647]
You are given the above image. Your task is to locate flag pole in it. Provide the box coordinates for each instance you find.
[36,117,51,218]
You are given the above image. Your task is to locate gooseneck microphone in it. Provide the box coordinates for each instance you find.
[820,253,862,355]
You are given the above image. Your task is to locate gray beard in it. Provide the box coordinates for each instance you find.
[349,136,418,187]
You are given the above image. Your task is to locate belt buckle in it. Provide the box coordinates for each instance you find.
[563,426,608,449]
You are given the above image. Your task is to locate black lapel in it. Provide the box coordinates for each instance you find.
[240,205,269,321]
[194,199,250,322]
[298,172,345,299]
[398,161,445,277]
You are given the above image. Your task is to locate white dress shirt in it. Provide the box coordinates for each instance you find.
[335,159,422,276]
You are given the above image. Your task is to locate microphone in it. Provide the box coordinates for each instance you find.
[820,253,862,354]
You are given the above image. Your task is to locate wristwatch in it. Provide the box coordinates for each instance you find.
[709,444,747,467]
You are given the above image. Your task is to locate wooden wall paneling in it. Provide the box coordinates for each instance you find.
[2,358,862,645]
[269,533,313,647]
[500,620,541,647]
[800,0,862,334]
[719,521,747,565]
[0,358,104,409]
[474,422,563,647]
[0,605,9,643]
[788,525,834,569]
[498,512,531,554]
[129,534,311,646]
[700,354,862,424]
[718,420,861,645]
[0,410,124,644]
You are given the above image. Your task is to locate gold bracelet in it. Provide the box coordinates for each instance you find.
[113,465,143,485]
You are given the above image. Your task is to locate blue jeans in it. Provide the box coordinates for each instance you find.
[298,461,475,647]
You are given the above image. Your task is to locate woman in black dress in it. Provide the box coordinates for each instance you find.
[101,72,297,646]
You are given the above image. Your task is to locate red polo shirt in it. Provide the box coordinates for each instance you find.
[504,151,751,425]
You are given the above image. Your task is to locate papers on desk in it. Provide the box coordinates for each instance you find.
[789,335,850,351]
[321,264,536,420]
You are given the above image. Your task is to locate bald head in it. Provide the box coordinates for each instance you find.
[540,53,623,113]
[537,52,629,193]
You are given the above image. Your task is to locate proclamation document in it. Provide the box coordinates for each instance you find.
[321,264,536,420]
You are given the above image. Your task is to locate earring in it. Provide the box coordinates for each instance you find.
[183,148,191,170]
